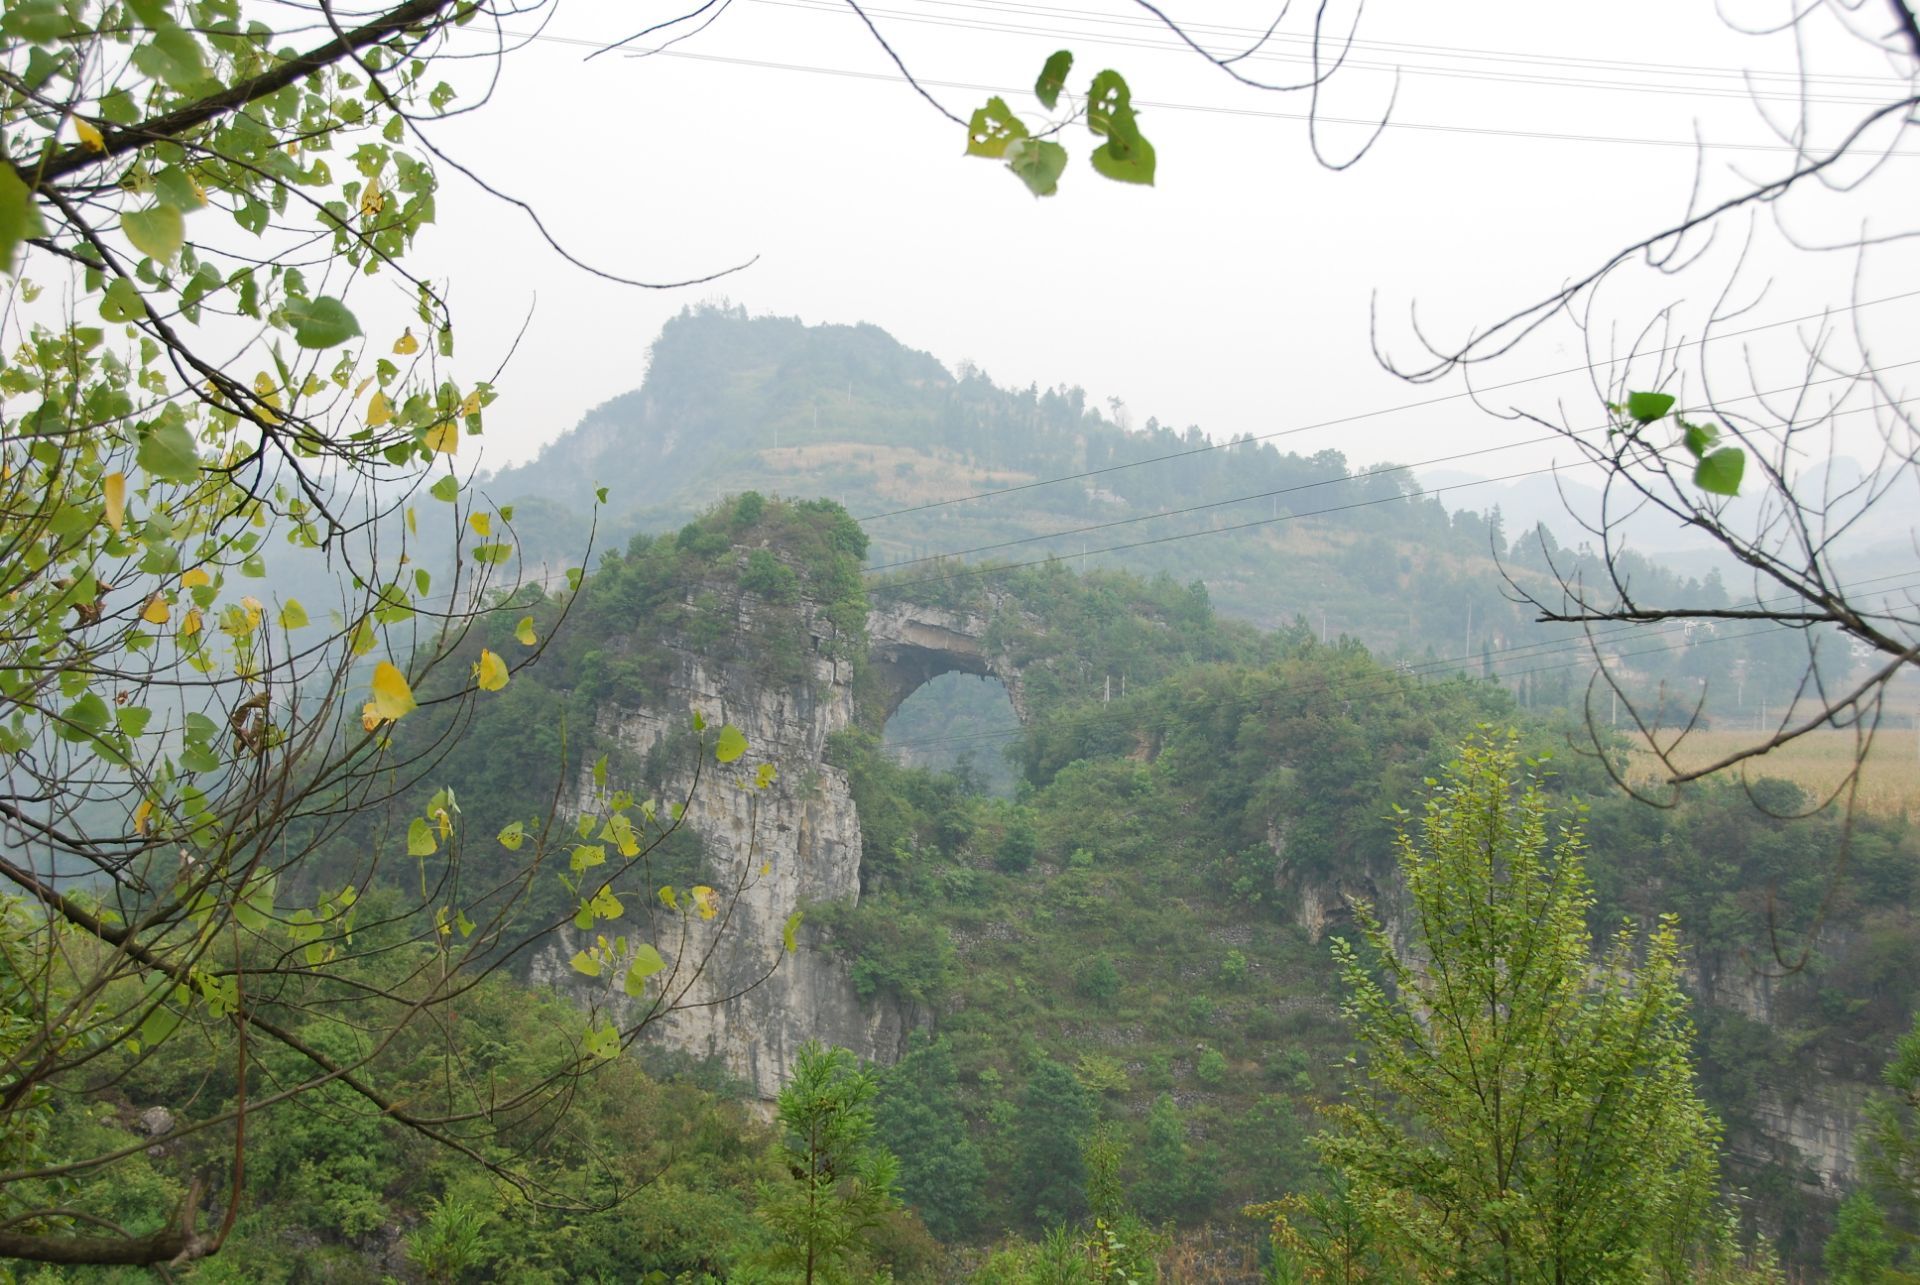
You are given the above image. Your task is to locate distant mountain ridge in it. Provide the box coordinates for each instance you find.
[479,305,1824,715]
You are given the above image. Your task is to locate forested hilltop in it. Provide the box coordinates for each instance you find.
[483,306,1839,731]
[14,494,1911,1281]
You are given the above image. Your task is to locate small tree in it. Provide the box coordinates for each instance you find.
[1858,1010,1920,1274]
[1299,732,1728,1281]
[1013,1058,1096,1230]
[874,1036,987,1242]
[760,1041,901,1285]
[1824,1189,1899,1285]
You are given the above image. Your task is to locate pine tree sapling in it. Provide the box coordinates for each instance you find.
[760,1042,902,1284]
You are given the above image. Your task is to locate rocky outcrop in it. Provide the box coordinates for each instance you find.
[865,595,1029,724]
[531,586,1036,1100]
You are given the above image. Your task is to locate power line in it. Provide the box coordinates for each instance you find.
[866,462,1567,592]
[863,393,1920,595]
[862,370,1920,575]
[469,28,1920,157]
[877,0,1916,89]
[880,571,1920,755]
[854,288,1920,523]
[745,0,1905,107]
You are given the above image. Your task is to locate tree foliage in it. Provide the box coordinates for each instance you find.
[0,0,796,1264]
[1294,732,1729,1282]
[758,1041,902,1284]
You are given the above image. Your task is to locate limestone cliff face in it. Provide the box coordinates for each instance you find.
[1281,830,1872,1195]
[529,589,914,1101]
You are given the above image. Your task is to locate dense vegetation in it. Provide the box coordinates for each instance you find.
[6,487,1914,1281]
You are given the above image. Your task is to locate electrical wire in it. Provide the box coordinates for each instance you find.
[879,571,1920,755]
[744,0,1906,107]
[861,372,1920,575]
[456,28,1920,157]
[855,287,1920,523]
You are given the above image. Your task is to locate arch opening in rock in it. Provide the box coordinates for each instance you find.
[882,671,1021,796]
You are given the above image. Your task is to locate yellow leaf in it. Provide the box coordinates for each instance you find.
[515,616,537,647]
[692,885,718,921]
[360,702,381,732]
[74,116,104,151]
[369,661,416,722]
[179,608,202,637]
[468,511,490,537]
[103,472,126,532]
[240,596,263,630]
[424,421,457,455]
[458,390,481,418]
[353,376,374,399]
[133,798,153,835]
[434,806,452,840]
[406,506,417,536]
[474,648,507,692]
[252,371,282,409]
[180,568,210,590]
[367,391,392,428]
[393,329,419,355]
[141,594,170,624]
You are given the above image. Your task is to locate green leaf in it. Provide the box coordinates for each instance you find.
[139,1001,183,1048]
[756,762,777,790]
[1680,420,1717,459]
[279,599,309,630]
[132,27,209,92]
[593,753,608,790]
[1087,69,1132,137]
[1625,390,1675,424]
[966,97,1030,159]
[471,542,512,564]
[137,421,199,483]
[284,296,361,349]
[65,692,109,733]
[1005,139,1068,198]
[783,910,803,954]
[583,1021,620,1060]
[624,943,665,996]
[497,820,525,851]
[123,205,184,263]
[1035,50,1073,110]
[407,816,436,857]
[100,276,148,322]
[1693,447,1745,497]
[569,949,602,978]
[1091,128,1156,185]
[234,875,277,934]
[430,474,459,502]
[153,165,207,212]
[715,724,748,764]
[2,0,73,42]
[0,163,47,276]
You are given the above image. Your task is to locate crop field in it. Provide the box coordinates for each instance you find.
[1626,726,1920,820]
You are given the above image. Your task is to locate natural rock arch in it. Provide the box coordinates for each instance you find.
[863,597,1030,726]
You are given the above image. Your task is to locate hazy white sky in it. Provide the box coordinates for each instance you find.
[392,0,1919,479]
